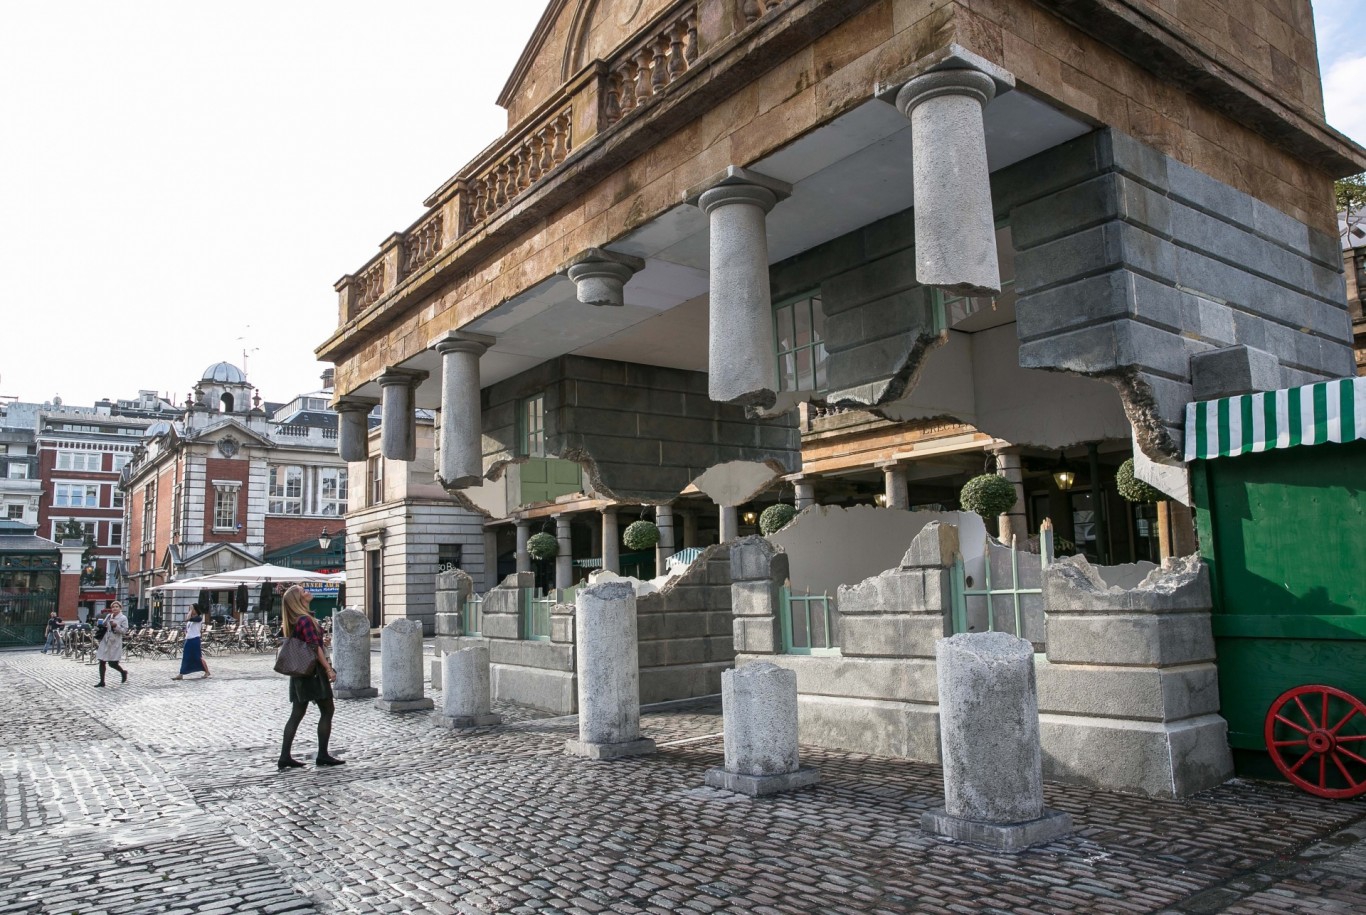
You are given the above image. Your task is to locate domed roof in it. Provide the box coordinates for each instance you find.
[201,362,247,384]
[144,420,177,439]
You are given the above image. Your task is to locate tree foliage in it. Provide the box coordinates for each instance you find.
[1338,172,1366,221]
[526,532,558,561]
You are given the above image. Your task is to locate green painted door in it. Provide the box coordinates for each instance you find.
[1193,440,1366,775]
[520,457,582,505]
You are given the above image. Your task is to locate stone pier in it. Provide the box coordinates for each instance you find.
[705,662,819,796]
[377,369,425,462]
[437,646,501,728]
[376,618,434,712]
[331,608,378,700]
[921,632,1071,852]
[565,581,655,760]
[432,331,493,488]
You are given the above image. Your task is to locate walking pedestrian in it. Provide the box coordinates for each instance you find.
[41,611,61,654]
[172,603,211,681]
[94,601,129,687]
[277,585,343,770]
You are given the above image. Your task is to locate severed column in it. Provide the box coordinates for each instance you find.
[376,369,426,462]
[335,401,374,463]
[432,331,494,489]
[565,581,656,759]
[555,513,573,591]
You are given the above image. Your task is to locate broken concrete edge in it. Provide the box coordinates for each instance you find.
[703,766,821,797]
[564,737,657,760]
[1044,553,1210,614]
[920,807,1072,853]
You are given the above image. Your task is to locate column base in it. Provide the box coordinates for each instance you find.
[334,687,378,700]
[374,697,435,713]
[704,766,820,797]
[437,712,503,729]
[564,737,657,760]
[920,807,1072,852]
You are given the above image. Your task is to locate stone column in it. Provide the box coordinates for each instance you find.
[515,520,531,574]
[565,581,656,759]
[654,504,675,574]
[794,480,816,511]
[437,645,501,728]
[377,369,426,462]
[375,618,434,712]
[555,513,573,590]
[719,505,739,543]
[561,248,645,306]
[432,332,493,488]
[993,447,1027,544]
[882,464,909,510]
[705,662,819,796]
[891,58,1013,295]
[692,167,792,407]
[922,632,1071,851]
[681,509,699,549]
[601,509,620,574]
[335,401,374,463]
[332,608,378,699]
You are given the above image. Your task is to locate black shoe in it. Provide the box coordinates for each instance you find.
[277,757,305,770]
[315,755,346,767]
[94,682,105,688]
[120,670,128,684]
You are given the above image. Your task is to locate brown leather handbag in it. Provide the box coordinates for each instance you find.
[274,636,318,677]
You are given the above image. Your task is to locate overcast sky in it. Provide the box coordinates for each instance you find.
[2,1,1364,408]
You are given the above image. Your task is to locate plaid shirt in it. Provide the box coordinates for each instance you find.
[292,614,323,649]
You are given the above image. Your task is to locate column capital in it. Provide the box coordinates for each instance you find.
[431,330,495,357]
[875,44,1014,110]
[686,166,792,214]
[559,247,646,306]
[376,367,428,388]
[334,398,377,415]
[894,68,998,117]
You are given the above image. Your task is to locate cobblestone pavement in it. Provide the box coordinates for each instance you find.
[2,648,1364,914]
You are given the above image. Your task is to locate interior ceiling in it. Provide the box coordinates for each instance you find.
[367,91,1091,402]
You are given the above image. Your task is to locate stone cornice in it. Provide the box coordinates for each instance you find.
[1030,0,1366,176]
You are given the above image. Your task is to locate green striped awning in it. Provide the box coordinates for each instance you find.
[1184,376,1366,461]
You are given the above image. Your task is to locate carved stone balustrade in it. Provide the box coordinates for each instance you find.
[400,210,443,278]
[604,4,698,126]
[466,108,574,226]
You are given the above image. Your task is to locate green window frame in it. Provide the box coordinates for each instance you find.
[520,394,545,458]
[779,586,840,656]
[773,292,828,393]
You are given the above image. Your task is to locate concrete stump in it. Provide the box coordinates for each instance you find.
[922,632,1071,851]
[332,608,377,699]
[438,646,501,729]
[430,657,442,690]
[375,618,433,712]
[705,662,819,796]
[565,581,656,759]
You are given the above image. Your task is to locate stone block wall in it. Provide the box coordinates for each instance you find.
[729,527,954,762]
[1007,128,1351,459]
[435,549,736,715]
[1036,554,1234,798]
[481,355,799,503]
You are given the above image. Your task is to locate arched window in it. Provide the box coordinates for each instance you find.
[220,392,234,412]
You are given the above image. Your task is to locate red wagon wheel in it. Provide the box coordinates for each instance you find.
[1264,685,1366,800]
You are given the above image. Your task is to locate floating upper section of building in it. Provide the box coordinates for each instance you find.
[317,0,1366,511]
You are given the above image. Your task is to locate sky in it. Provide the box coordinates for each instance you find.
[1,1,1364,408]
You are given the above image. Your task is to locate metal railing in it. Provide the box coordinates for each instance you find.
[950,527,1054,643]
[521,590,553,641]
[779,586,839,656]
[462,593,483,637]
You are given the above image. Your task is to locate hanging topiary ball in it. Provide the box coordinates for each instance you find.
[959,473,1017,522]
[622,519,660,551]
[526,532,558,560]
[1116,458,1166,503]
[759,503,797,536]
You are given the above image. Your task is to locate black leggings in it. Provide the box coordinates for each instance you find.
[281,699,335,759]
[97,661,125,683]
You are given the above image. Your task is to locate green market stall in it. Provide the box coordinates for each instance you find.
[1185,375,1366,797]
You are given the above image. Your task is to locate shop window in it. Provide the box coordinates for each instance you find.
[774,293,827,393]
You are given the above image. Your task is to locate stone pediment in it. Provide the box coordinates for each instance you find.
[498,0,682,126]
[188,418,275,452]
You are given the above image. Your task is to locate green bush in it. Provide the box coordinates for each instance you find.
[1116,458,1166,503]
[623,520,660,551]
[759,503,797,535]
[526,532,558,560]
[959,473,1017,522]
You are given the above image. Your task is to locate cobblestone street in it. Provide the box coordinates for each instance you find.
[2,648,1364,915]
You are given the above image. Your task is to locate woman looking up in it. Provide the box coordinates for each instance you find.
[277,585,343,769]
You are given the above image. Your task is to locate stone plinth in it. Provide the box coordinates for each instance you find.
[376,618,433,712]
[705,662,819,796]
[922,631,1071,851]
[332,608,377,700]
[438,646,501,729]
[565,581,655,760]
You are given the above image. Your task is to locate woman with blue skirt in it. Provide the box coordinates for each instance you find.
[173,603,211,680]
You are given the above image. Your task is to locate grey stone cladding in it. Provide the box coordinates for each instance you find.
[767,127,1351,459]
[480,355,799,502]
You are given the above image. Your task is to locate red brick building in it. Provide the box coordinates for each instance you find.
[123,364,349,622]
